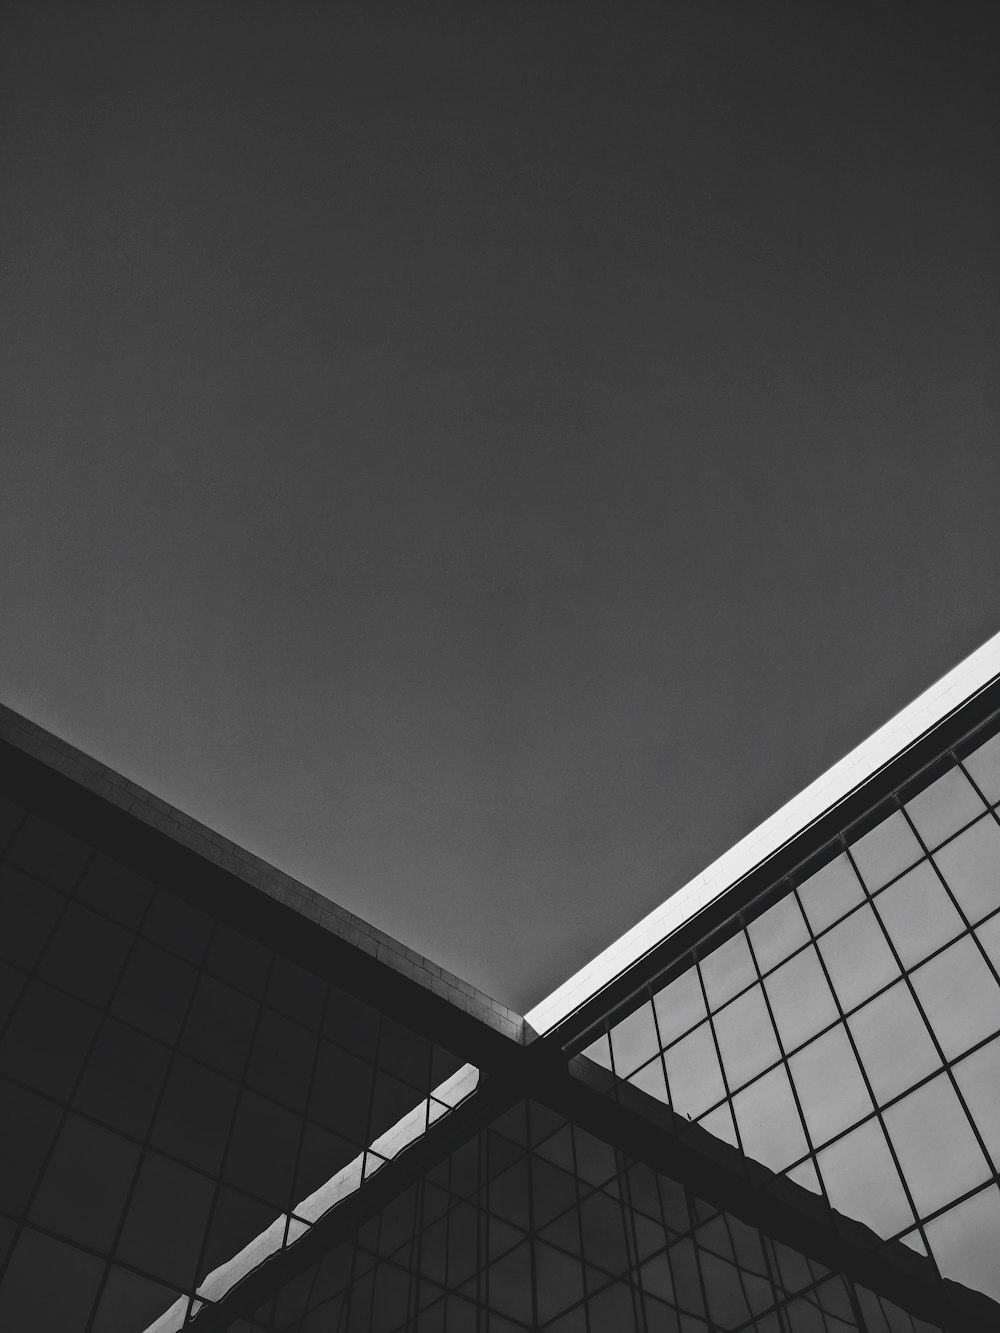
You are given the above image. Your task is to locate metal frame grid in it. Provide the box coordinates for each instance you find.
[2,687,1000,1329]
[577,708,1000,1314]
[0,792,467,1331]
[243,1099,946,1333]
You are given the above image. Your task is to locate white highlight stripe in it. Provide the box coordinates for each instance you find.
[526,631,1000,1036]
[143,1064,480,1333]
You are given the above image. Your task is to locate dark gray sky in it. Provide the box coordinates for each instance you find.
[2,3,998,1011]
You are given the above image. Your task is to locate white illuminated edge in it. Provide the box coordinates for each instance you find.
[143,1063,480,1332]
[526,630,1000,1036]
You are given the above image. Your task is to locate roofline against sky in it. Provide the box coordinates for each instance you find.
[525,629,1000,1036]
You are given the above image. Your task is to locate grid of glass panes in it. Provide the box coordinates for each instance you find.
[583,722,1000,1307]
[240,1100,943,1333]
[0,792,465,1333]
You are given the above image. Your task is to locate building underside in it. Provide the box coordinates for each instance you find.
[2,636,1000,1330]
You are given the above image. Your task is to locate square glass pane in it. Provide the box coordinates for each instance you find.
[663,1022,725,1119]
[816,906,899,1012]
[652,966,706,1045]
[267,956,327,1031]
[76,854,153,929]
[91,1265,180,1333]
[747,893,809,975]
[905,767,985,850]
[4,815,91,892]
[247,1007,316,1113]
[37,901,132,1007]
[980,912,1000,978]
[953,1037,1000,1168]
[849,811,922,891]
[225,1090,301,1207]
[206,924,271,997]
[151,1056,239,1173]
[180,975,259,1079]
[110,941,197,1044]
[817,1120,913,1241]
[873,862,964,968]
[763,946,839,1053]
[796,852,865,935]
[0,794,23,848]
[699,932,756,1010]
[924,1186,1000,1303]
[73,1019,171,1138]
[141,890,212,964]
[713,986,781,1091]
[30,1113,139,1250]
[732,1066,808,1173]
[324,986,380,1058]
[788,1027,872,1148]
[310,1042,373,1142]
[116,1150,214,1289]
[0,1078,62,1215]
[0,865,64,968]
[963,730,1000,805]
[932,814,1000,924]
[910,936,1000,1059]
[0,1227,104,1333]
[883,1074,989,1217]
[609,1002,659,1078]
[627,1056,668,1105]
[847,982,939,1105]
[0,980,99,1099]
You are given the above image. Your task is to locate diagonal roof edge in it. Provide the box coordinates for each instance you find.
[0,702,526,1049]
[526,629,1000,1035]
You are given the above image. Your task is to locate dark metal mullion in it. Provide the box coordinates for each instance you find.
[567,1122,594,1333]
[646,987,691,1330]
[283,980,336,1250]
[339,1233,364,1333]
[525,1100,541,1332]
[614,1144,648,1333]
[356,1009,387,1333]
[0,843,98,1049]
[608,992,653,1330]
[689,958,764,1327]
[955,746,1000,835]
[285,990,365,1333]
[0,802,27,855]
[474,1126,483,1333]
[0,843,154,1316]
[810,841,930,1256]
[176,946,280,1328]
[85,911,216,1326]
[893,790,1000,993]
[745,893,836,1217]
[887,803,1000,1184]
[843,1274,874,1333]
[410,1036,436,1326]
[726,1264,866,1333]
[676,1156,714,1327]
[361,1010,385,1185]
[442,1125,452,1322]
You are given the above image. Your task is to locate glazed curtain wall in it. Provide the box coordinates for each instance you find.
[0,792,466,1332]
[583,724,1000,1306]
[242,1099,943,1333]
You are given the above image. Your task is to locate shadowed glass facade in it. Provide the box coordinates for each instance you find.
[583,722,1000,1309]
[238,1101,948,1333]
[0,792,468,1330]
[1,683,1000,1330]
